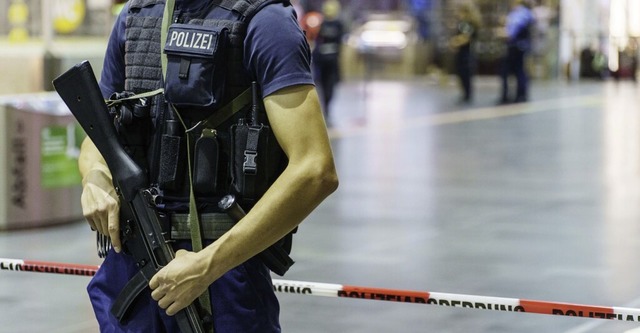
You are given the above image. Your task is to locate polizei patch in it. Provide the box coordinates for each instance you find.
[165,24,222,57]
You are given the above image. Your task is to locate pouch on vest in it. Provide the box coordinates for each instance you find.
[157,118,186,191]
[230,85,286,206]
[230,117,295,275]
[164,24,228,111]
[230,122,287,206]
[193,128,220,196]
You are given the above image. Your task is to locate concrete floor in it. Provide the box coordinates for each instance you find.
[3,75,640,332]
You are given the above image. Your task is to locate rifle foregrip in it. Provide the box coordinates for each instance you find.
[52,61,146,200]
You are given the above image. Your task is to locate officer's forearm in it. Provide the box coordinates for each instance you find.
[200,84,338,283]
[200,155,338,281]
[236,84,339,259]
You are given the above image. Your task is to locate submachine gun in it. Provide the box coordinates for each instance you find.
[53,61,208,333]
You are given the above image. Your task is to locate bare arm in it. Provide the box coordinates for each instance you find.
[150,84,339,315]
[206,84,339,271]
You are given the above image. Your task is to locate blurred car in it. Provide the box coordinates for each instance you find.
[347,13,418,61]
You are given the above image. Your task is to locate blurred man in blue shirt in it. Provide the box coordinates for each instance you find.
[499,0,535,104]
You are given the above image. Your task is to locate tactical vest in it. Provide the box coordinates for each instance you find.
[121,0,288,207]
[111,0,295,275]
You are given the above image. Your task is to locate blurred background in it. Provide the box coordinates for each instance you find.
[2,0,639,95]
[3,0,640,332]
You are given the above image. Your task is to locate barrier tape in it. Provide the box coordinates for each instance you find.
[2,257,640,322]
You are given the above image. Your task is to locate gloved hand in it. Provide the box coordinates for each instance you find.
[81,168,122,253]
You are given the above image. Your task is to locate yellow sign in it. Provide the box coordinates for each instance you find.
[52,0,86,34]
[7,0,29,42]
[8,0,28,25]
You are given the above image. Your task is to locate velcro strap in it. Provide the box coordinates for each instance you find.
[170,213,235,240]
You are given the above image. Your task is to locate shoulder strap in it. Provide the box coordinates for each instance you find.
[128,0,163,9]
[199,87,252,130]
[230,0,290,21]
[231,0,270,18]
[158,1,216,327]
[160,0,175,82]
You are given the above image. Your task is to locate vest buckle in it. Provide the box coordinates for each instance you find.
[243,150,257,175]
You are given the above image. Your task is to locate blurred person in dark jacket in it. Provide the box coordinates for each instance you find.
[312,0,344,120]
[449,1,481,104]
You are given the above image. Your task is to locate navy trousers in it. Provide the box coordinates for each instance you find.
[87,242,281,332]
[500,45,529,103]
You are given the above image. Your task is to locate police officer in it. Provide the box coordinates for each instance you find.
[499,0,535,104]
[312,0,344,118]
[78,0,339,332]
[449,1,481,104]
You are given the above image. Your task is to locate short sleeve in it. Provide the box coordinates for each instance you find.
[99,4,128,99]
[243,3,314,97]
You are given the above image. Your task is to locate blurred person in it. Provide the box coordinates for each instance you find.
[78,0,339,332]
[312,0,344,119]
[300,10,323,45]
[409,0,432,41]
[449,1,481,104]
[498,0,535,104]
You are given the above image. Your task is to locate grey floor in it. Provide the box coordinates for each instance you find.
[3,75,640,333]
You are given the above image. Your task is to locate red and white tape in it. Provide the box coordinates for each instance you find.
[3,257,640,322]
[272,279,640,321]
[0,258,98,277]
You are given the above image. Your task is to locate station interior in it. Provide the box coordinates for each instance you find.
[3,0,640,332]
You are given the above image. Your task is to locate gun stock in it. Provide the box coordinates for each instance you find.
[53,61,208,333]
[52,61,144,201]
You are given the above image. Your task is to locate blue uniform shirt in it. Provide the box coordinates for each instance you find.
[505,5,534,44]
[100,1,314,99]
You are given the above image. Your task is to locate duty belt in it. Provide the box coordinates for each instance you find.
[170,213,235,240]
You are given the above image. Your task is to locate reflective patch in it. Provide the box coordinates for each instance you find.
[165,24,221,57]
[163,23,228,109]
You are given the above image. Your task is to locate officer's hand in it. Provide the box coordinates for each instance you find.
[149,250,212,316]
[81,169,121,253]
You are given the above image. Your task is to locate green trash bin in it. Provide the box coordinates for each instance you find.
[0,93,84,230]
